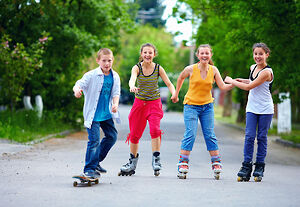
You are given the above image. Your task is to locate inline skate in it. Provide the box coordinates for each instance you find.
[152,151,162,176]
[177,156,189,179]
[253,162,265,182]
[118,153,139,176]
[211,157,222,180]
[237,161,253,182]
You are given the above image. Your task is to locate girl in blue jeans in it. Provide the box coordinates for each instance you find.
[171,44,233,179]
[225,43,274,182]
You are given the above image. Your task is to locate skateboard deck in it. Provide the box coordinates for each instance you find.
[72,175,99,187]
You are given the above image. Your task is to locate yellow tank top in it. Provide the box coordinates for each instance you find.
[183,64,214,105]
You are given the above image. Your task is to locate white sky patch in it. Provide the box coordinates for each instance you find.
[162,0,193,45]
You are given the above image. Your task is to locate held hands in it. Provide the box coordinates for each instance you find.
[170,93,179,103]
[224,76,233,84]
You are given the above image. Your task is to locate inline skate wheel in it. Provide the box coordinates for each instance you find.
[254,177,262,182]
[73,181,78,187]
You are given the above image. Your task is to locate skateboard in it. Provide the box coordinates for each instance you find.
[72,175,99,187]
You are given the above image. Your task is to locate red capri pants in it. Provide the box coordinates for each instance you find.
[127,98,164,144]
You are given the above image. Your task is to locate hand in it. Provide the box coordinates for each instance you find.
[130,86,139,94]
[224,76,233,84]
[170,94,179,103]
[74,88,83,98]
[111,104,118,113]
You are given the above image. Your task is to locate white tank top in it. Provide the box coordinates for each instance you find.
[246,64,274,114]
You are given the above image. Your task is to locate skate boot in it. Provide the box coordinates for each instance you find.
[237,161,253,182]
[177,156,189,179]
[152,151,162,176]
[253,162,265,182]
[211,156,222,180]
[118,153,139,176]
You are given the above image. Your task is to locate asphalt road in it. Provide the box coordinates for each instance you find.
[1,104,300,207]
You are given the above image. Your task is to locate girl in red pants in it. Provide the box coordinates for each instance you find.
[118,43,175,176]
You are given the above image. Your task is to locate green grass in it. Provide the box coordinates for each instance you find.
[0,109,74,143]
[214,105,300,144]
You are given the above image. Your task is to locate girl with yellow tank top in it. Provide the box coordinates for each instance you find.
[171,44,234,179]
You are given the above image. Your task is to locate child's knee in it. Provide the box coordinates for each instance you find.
[150,129,162,139]
[126,133,140,144]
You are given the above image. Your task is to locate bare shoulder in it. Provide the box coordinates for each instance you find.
[250,64,256,70]
[184,64,194,73]
[211,65,220,75]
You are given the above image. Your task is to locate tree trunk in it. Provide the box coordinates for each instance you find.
[222,90,232,117]
[291,88,300,123]
[236,90,248,123]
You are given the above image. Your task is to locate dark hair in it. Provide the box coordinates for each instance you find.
[139,43,157,62]
[196,44,214,65]
[252,43,271,54]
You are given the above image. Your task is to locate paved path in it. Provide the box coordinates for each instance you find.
[1,105,300,207]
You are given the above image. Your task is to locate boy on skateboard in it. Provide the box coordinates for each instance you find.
[73,48,121,179]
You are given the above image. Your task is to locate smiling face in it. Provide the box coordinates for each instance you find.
[97,54,113,75]
[197,47,212,64]
[141,46,155,63]
[253,47,269,65]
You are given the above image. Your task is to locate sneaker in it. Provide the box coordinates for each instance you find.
[84,171,100,179]
[96,165,107,174]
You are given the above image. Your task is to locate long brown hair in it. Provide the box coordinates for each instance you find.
[139,43,157,62]
[196,44,214,65]
[252,43,271,55]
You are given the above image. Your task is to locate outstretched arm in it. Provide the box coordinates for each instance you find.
[128,65,139,93]
[159,66,175,98]
[171,66,193,103]
[225,70,272,91]
[213,66,234,91]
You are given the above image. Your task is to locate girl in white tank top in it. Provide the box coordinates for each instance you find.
[224,43,274,182]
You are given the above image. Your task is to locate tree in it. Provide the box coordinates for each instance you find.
[0,0,135,122]
[116,25,176,89]
[0,34,50,111]
[176,0,300,123]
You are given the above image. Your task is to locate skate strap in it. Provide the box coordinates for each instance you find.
[177,163,189,166]
[212,162,223,167]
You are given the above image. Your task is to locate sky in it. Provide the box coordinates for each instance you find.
[162,0,193,45]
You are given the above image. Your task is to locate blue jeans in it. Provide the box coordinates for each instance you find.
[244,112,273,163]
[84,119,117,173]
[181,103,219,151]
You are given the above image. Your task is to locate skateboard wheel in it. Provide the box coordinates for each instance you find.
[95,179,99,184]
[154,171,160,176]
[237,177,242,182]
[73,181,78,187]
[88,181,92,186]
[214,174,220,180]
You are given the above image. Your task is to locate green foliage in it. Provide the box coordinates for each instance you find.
[177,0,300,122]
[0,33,50,111]
[0,0,135,123]
[0,109,74,143]
[116,25,176,89]
[166,73,189,112]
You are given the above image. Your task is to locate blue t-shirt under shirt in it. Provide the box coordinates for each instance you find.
[93,71,113,121]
